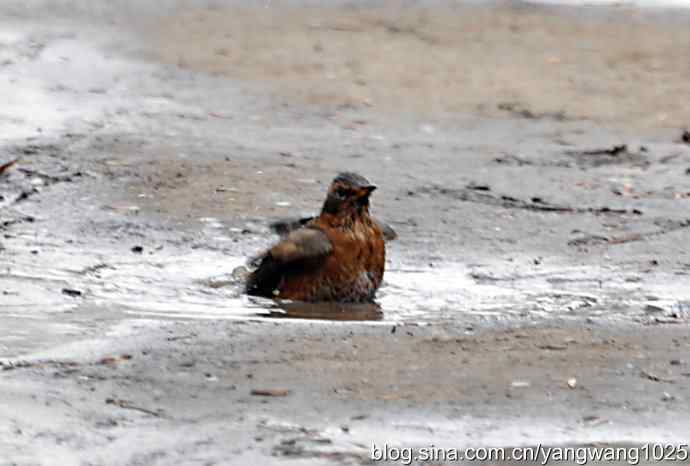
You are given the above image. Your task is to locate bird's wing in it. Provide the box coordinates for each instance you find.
[246,226,332,297]
[269,216,314,239]
[268,226,333,263]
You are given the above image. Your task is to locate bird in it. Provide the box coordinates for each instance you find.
[246,172,388,303]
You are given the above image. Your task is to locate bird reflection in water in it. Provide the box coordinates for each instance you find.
[258,300,383,321]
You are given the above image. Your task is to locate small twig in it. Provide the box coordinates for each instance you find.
[105,398,164,417]
[251,388,290,397]
[77,263,112,275]
[0,216,35,231]
[17,167,77,184]
[417,184,642,216]
[537,344,568,351]
[1,359,79,371]
[566,144,628,157]
[640,369,675,383]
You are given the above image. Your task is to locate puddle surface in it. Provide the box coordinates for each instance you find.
[6,248,677,322]
[4,236,690,358]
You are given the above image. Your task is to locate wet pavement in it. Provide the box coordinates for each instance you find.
[1,2,690,465]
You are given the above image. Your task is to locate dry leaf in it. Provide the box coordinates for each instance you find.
[0,159,18,176]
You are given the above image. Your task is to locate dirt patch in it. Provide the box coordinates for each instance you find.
[3,320,690,464]
[156,4,690,130]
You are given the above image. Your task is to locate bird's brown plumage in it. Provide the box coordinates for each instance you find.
[246,172,386,302]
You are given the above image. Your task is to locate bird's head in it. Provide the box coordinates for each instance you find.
[321,172,377,217]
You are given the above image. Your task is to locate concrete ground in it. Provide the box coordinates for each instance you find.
[1,1,689,465]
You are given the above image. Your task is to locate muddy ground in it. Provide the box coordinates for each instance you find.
[1,1,690,465]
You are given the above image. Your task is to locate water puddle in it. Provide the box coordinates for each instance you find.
[3,233,689,359]
[5,245,688,324]
[0,20,190,144]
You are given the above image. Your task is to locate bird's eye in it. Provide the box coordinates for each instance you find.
[335,187,349,198]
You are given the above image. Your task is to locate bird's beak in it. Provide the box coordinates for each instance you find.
[360,185,377,197]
